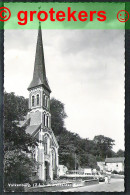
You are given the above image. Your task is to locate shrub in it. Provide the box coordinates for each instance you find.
[118,171,124,175]
[33,179,44,184]
[30,179,47,186]
[28,180,33,187]
[4,186,24,192]
[112,170,118,174]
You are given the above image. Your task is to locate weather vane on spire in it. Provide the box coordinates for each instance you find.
[38,6,41,27]
[38,6,41,11]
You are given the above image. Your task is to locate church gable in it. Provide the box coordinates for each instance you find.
[51,134,58,149]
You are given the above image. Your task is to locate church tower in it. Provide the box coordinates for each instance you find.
[27,23,51,129]
[25,23,59,181]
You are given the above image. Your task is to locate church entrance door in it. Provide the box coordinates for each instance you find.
[45,161,50,181]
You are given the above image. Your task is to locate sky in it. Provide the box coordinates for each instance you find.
[4,29,124,152]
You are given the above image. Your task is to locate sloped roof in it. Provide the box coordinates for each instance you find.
[18,117,30,127]
[28,23,51,92]
[26,124,41,136]
[105,157,124,163]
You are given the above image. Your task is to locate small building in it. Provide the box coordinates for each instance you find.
[58,165,68,176]
[105,157,124,172]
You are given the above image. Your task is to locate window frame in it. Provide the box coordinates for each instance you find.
[32,95,35,106]
[36,94,40,105]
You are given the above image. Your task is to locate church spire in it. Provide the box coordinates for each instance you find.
[28,22,51,92]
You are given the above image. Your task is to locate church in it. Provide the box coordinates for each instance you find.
[21,23,59,181]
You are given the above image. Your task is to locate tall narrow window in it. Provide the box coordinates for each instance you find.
[37,94,39,105]
[32,96,34,106]
[47,98,49,109]
[44,137,47,154]
[43,94,45,106]
[52,150,55,169]
[47,116,49,128]
[44,114,46,126]
[46,97,48,107]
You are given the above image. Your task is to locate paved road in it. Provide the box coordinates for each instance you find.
[61,179,124,192]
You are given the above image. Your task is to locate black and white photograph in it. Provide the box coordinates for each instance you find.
[4,25,124,192]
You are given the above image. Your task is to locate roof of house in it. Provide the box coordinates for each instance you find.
[105,157,124,163]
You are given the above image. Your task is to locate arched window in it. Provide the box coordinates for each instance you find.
[32,96,34,106]
[46,116,49,128]
[52,149,56,169]
[44,137,48,154]
[44,113,46,126]
[47,98,49,109]
[43,94,45,106]
[46,97,48,107]
[37,94,39,105]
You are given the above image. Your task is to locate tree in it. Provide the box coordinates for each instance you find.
[93,135,115,159]
[116,149,124,157]
[87,154,97,169]
[4,150,36,185]
[50,98,67,135]
[4,92,28,122]
[4,92,118,181]
[4,92,38,187]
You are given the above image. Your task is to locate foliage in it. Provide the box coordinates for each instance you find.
[93,135,115,159]
[118,171,124,175]
[4,92,37,152]
[50,98,67,134]
[4,91,124,185]
[116,149,124,157]
[4,92,28,122]
[112,170,118,174]
[5,185,25,192]
[31,179,45,186]
[4,150,36,185]
[4,92,38,188]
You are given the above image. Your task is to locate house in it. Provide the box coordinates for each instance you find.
[105,157,124,172]
[20,23,59,181]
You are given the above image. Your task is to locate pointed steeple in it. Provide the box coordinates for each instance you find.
[28,22,51,92]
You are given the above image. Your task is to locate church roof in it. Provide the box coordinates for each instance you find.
[28,23,51,92]
[18,117,30,127]
[26,124,41,136]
